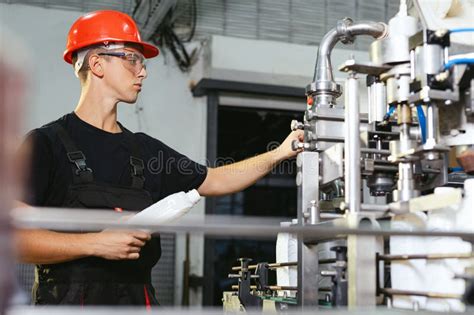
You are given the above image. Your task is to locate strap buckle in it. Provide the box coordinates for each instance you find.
[67,151,92,175]
[130,156,145,177]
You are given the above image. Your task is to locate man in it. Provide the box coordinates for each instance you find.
[16,10,303,306]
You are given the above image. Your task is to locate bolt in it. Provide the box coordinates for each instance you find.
[450,129,460,137]
[290,120,304,131]
[435,71,449,82]
[435,29,448,38]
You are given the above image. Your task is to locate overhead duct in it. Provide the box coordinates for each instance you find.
[133,0,177,41]
[0,0,177,42]
[0,0,135,14]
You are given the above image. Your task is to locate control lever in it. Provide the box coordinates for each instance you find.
[290,120,305,131]
[291,140,316,151]
[291,140,302,151]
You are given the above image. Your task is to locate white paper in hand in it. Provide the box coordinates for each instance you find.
[127,189,200,225]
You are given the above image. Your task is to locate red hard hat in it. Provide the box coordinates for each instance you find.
[63,10,159,64]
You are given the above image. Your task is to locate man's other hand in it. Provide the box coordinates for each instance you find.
[88,229,151,260]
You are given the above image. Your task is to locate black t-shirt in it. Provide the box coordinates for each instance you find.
[22,112,208,207]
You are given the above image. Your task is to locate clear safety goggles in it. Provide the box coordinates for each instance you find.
[98,51,147,75]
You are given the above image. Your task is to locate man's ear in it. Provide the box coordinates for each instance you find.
[88,53,104,78]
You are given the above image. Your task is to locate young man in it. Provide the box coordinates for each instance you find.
[16,10,303,306]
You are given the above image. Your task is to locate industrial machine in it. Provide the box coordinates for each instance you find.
[226,0,474,312]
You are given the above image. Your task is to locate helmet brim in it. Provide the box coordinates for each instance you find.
[64,40,160,64]
[130,40,160,59]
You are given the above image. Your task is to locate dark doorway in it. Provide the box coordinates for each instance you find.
[205,105,302,305]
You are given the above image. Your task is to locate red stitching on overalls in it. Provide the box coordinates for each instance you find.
[144,285,151,311]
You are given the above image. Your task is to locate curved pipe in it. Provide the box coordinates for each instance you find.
[312,20,388,85]
[346,22,388,38]
[313,28,339,83]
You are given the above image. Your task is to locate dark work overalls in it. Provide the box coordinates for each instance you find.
[33,123,161,306]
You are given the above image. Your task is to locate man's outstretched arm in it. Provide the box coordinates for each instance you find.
[198,130,303,196]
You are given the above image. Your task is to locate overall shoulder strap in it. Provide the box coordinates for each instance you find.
[51,123,93,184]
[121,127,145,189]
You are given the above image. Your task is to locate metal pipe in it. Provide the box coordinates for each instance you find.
[340,202,390,212]
[344,82,351,206]
[16,208,474,241]
[314,135,345,142]
[425,103,439,147]
[231,258,339,272]
[346,22,388,38]
[231,285,298,291]
[231,261,298,271]
[378,253,472,261]
[361,148,390,155]
[313,28,339,82]
[394,162,419,202]
[313,20,388,83]
[346,72,361,213]
[309,19,388,108]
[309,200,319,225]
[380,288,462,300]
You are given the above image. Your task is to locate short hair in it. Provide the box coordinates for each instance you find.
[70,43,144,84]
[71,50,91,83]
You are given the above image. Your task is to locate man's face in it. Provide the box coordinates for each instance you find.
[100,46,148,104]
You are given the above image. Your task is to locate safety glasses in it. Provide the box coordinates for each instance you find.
[98,51,147,75]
